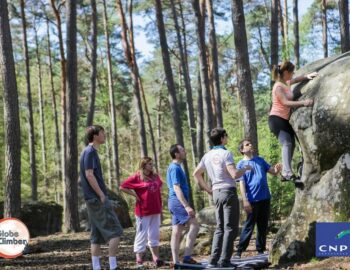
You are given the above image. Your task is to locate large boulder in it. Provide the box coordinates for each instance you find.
[270,52,350,264]
[21,201,62,237]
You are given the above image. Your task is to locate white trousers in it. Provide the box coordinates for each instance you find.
[133,214,161,253]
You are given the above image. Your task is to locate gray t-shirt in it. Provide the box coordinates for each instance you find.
[198,148,237,190]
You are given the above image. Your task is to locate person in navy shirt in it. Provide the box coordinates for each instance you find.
[235,139,282,258]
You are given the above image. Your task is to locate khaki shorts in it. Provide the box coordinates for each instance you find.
[86,198,123,244]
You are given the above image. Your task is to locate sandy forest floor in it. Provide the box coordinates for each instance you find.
[0,227,349,269]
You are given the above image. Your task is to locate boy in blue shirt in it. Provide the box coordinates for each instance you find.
[235,139,282,258]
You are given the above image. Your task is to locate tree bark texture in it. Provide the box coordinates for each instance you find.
[192,0,214,144]
[0,0,21,218]
[103,0,120,184]
[231,0,259,154]
[86,0,98,126]
[206,0,223,128]
[321,0,328,58]
[271,0,279,73]
[20,0,38,201]
[293,0,300,68]
[65,0,80,232]
[339,0,350,53]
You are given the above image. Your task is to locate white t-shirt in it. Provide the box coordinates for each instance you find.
[198,148,236,190]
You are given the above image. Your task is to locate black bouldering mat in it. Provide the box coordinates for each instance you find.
[174,253,269,270]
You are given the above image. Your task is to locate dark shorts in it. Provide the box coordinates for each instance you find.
[86,198,123,244]
[168,197,190,225]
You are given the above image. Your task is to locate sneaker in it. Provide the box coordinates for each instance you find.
[154,259,165,267]
[206,263,217,268]
[182,257,199,264]
[281,174,299,182]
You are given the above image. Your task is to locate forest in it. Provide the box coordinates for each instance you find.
[0,0,350,269]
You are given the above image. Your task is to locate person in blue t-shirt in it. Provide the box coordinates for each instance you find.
[235,139,282,258]
[166,144,199,265]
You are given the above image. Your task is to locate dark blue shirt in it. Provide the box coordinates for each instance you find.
[79,145,107,200]
[166,162,190,202]
[237,156,271,202]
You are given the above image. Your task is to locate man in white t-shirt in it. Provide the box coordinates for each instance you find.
[193,128,251,268]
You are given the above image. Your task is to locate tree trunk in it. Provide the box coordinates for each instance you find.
[170,0,198,166]
[321,0,328,58]
[278,0,286,60]
[50,0,67,202]
[293,0,300,68]
[339,0,349,53]
[231,0,259,153]
[20,0,38,201]
[34,21,48,197]
[196,73,204,159]
[283,0,289,59]
[206,0,223,128]
[0,0,21,218]
[154,0,194,208]
[102,0,120,185]
[116,0,148,158]
[192,0,214,144]
[45,16,62,202]
[65,0,79,232]
[128,0,158,172]
[271,0,279,83]
[86,0,98,126]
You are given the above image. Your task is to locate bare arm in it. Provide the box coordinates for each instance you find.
[290,71,318,85]
[85,169,106,203]
[276,87,313,108]
[268,163,282,176]
[193,166,212,195]
[173,184,195,218]
[226,163,252,180]
[239,180,252,214]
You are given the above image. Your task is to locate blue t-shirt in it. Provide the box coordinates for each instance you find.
[166,162,190,201]
[237,156,271,202]
[79,145,107,200]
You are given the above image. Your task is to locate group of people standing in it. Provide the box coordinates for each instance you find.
[79,60,317,270]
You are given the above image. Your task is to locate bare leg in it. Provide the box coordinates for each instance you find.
[171,224,184,263]
[91,244,101,256]
[150,246,159,261]
[184,218,199,257]
[108,237,120,256]
[136,252,144,262]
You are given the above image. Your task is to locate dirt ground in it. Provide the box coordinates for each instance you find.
[0,227,349,269]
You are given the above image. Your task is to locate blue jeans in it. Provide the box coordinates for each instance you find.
[209,188,239,265]
[236,199,270,253]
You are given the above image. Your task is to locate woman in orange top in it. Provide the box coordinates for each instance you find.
[268,61,317,182]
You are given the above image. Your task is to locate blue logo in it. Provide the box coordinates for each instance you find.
[316,222,350,257]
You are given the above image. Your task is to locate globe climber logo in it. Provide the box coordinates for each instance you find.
[0,218,30,258]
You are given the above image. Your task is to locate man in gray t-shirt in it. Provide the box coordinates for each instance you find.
[193,128,251,268]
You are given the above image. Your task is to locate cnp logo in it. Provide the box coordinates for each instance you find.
[0,218,30,258]
[316,222,350,257]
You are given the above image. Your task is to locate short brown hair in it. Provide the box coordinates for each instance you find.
[85,125,104,144]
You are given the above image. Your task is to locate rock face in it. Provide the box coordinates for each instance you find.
[271,52,350,264]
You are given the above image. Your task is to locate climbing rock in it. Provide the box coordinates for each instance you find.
[271,52,350,265]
